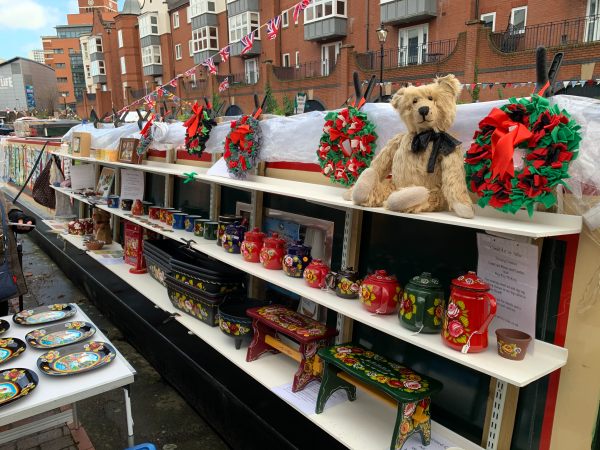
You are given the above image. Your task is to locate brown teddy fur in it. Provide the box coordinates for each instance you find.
[93,209,113,244]
[350,75,474,218]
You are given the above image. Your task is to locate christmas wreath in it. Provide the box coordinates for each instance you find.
[317,106,377,187]
[137,115,154,155]
[184,102,216,156]
[465,95,581,216]
[224,115,261,178]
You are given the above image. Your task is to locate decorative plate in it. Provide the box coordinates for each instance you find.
[37,341,116,376]
[0,320,9,335]
[0,339,26,365]
[0,368,39,407]
[26,321,96,349]
[13,304,77,326]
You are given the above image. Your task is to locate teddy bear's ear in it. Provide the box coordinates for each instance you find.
[435,75,462,99]
[390,88,405,110]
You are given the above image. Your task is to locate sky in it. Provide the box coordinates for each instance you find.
[0,0,125,61]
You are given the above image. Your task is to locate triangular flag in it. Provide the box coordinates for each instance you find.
[563,81,570,89]
[501,83,507,88]
[169,79,178,88]
[570,80,578,88]
[470,83,476,90]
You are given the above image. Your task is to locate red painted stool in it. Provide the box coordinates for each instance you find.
[246,305,338,392]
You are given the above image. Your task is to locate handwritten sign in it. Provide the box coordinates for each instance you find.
[70,164,95,190]
[120,169,145,200]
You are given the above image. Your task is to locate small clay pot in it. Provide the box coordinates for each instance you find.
[85,240,105,251]
[495,329,531,361]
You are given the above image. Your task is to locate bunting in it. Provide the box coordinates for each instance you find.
[240,32,255,55]
[293,0,311,23]
[219,45,230,63]
[267,15,281,40]
[219,77,229,93]
[202,57,217,75]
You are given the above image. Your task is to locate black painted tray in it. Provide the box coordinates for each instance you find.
[37,341,116,376]
[13,304,77,326]
[26,321,96,349]
[0,368,39,407]
[0,320,10,335]
[0,338,26,365]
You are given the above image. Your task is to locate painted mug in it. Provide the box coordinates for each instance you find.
[107,195,119,208]
[172,213,188,230]
[195,218,210,237]
[148,206,162,220]
[203,221,219,240]
[120,199,133,211]
[185,215,202,232]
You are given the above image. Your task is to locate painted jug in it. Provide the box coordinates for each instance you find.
[360,270,401,315]
[442,271,497,353]
[399,272,445,333]
[326,268,361,299]
[241,228,265,263]
[217,215,242,247]
[222,222,246,254]
[131,199,144,216]
[259,233,286,270]
[303,259,330,289]
[282,240,312,278]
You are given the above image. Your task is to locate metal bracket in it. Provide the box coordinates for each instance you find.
[486,379,508,450]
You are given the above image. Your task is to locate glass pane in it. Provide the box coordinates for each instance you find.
[337,1,345,15]
[325,1,333,16]
[306,8,314,21]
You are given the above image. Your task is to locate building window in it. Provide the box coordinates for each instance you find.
[175,44,182,60]
[321,41,340,75]
[90,60,106,76]
[173,11,180,29]
[228,12,260,42]
[57,77,68,83]
[189,40,194,56]
[187,6,192,23]
[245,58,258,84]
[89,36,103,54]
[192,26,219,53]
[295,51,300,67]
[304,0,346,24]
[55,63,66,68]
[142,45,162,66]
[139,13,159,38]
[85,65,91,77]
[190,0,216,18]
[120,56,126,74]
[190,73,197,88]
[282,10,289,28]
[81,42,89,59]
[586,0,600,41]
[118,29,124,48]
[480,12,496,32]
[398,24,428,66]
[282,53,290,67]
[53,48,64,54]
[510,6,527,33]
[68,48,75,54]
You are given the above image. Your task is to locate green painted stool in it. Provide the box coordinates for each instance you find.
[315,344,443,450]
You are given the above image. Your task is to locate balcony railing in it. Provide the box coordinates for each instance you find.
[217,72,258,86]
[490,14,600,53]
[356,39,457,70]
[272,59,336,81]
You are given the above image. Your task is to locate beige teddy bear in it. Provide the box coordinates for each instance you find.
[350,75,474,219]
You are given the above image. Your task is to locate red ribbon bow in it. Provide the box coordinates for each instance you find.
[229,123,252,151]
[184,102,203,137]
[480,108,532,178]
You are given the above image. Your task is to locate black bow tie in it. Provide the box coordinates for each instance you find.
[411,130,461,173]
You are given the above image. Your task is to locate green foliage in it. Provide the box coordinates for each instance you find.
[282,95,295,116]
[264,83,279,114]
[211,92,224,113]
[470,65,481,102]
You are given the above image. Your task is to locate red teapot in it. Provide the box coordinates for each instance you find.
[259,233,286,270]
[359,270,402,315]
[303,259,330,289]
[241,228,265,263]
[442,271,497,353]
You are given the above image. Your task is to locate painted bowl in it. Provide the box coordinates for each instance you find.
[84,240,104,251]
[495,328,532,361]
[218,300,269,350]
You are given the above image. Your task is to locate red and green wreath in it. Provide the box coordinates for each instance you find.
[184,102,216,156]
[224,115,261,178]
[317,106,377,187]
[465,95,581,216]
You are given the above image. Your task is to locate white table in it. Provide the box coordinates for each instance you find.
[0,308,136,446]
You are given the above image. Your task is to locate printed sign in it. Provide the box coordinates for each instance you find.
[295,93,307,114]
[0,77,13,89]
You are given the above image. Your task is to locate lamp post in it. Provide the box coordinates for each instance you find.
[62,93,68,113]
[376,23,388,101]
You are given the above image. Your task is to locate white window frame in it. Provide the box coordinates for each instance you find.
[321,41,341,76]
[295,51,300,68]
[228,12,260,42]
[480,12,496,32]
[586,0,600,41]
[304,0,347,24]
[190,0,216,18]
[141,45,162,66]
[189,40,194,56]
[190,72,197,88]
[139,13,159,38]
[173,11,180,29]
[282,10,289,28]
[187,6,192,23]
[90,60,106,76]
[192,26,219,53]
[120,56,126,74]
[510,6,527,34]
[88,36,103,54]
[117,29,124,48]
[398,23,428,66]
[282,53,290,67]
[175,43,182,60]
[245,58,259,84]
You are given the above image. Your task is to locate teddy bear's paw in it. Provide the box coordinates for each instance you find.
[385,186,429,211]
[351,169,376,204]
[342,188,353,201]
[452,202,475,219]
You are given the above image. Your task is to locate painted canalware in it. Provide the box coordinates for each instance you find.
[222,222,246,254]
[159,207,175,223]
[203,221,219,240]
[495,329,531,361]
[194,218,209,237]
[360,270,401,315]
[326,268,361,299]
[120,199,133,211]
[303,259,330,289]
[0,339,26,365]
[107,195,119,208]
[26,321,97,349]
[283,241,312,278]
[37,341,117,376]
[165,210,182,226]
[13,304,77,326]
[259,233,286,270]
[241,228,265,263]
[400,272,445,333]
[172,213,188,230]
[142,201,153,215]
[0,320,9,336]
[0,368,38,408]
[148,206,162,220]
[442,272,497,353]
[217,215,242,247]
[218,300,269,350]
[185,215,202,232]
[131,199,144,216]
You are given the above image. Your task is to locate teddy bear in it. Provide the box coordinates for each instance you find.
[350,74,474,219]
[93,209,112,244]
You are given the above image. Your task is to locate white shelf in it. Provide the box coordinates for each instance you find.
[49,185,569,387]
[49,151,582,238]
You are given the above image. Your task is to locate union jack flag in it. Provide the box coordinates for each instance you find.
[293,0,311,23]
[267,15,281,40]
[184,67,196,77]
[219,45,230,63]
[202,57,217,75]
[218,77,229,93]
[169,78,178,88]
[240,31,254,55]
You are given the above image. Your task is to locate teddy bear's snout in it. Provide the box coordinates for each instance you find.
[418,106,430,119]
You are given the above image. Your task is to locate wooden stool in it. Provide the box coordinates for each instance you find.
[316,344,443,450]
[246,305,338,392]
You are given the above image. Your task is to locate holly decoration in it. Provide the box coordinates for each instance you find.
[465,95,581,216]
[317,106,377,187]
[224,115,261,178]
[184,102,216,156]
[137,115,154,155]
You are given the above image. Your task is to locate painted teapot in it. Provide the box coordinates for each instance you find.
[259,233,286,270]
[399,272,445,333]
[326,268,361,299]
[303,259,330,289]
[442,271,497,353]
[241,228,265,263]
[283,240,312,278]
[222,222,246,254]
[360,270,401,315]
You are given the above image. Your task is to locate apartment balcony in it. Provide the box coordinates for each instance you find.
[490,14,600,53]
[193,50,222,65]
[355,38,457,70]
[380,0,437,25]
[226,0,259,16]
[272,59,337,81]
[230,40,261,57]
[191,13,218,29]
[143,65,163,77]
[141,35,161,48]
[92,75,107,84]
[304,17,347,42]
[89,52,104,62]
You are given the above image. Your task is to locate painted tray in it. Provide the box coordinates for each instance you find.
[0,368,39,408]
[13,304,77,326]
[0,339,26,365]
[0,320,10,335]
[37,341,116,376]
[25,321,96,349]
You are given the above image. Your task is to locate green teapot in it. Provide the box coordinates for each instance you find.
[399,272,445,333]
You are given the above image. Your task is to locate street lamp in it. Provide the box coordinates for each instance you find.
[62,93,68,113]
[376,22,388,101]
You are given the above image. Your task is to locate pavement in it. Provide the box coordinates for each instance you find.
[0,235,229,450]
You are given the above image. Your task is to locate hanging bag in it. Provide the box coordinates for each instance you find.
[0,200,18,302]
[32,156,63,209]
